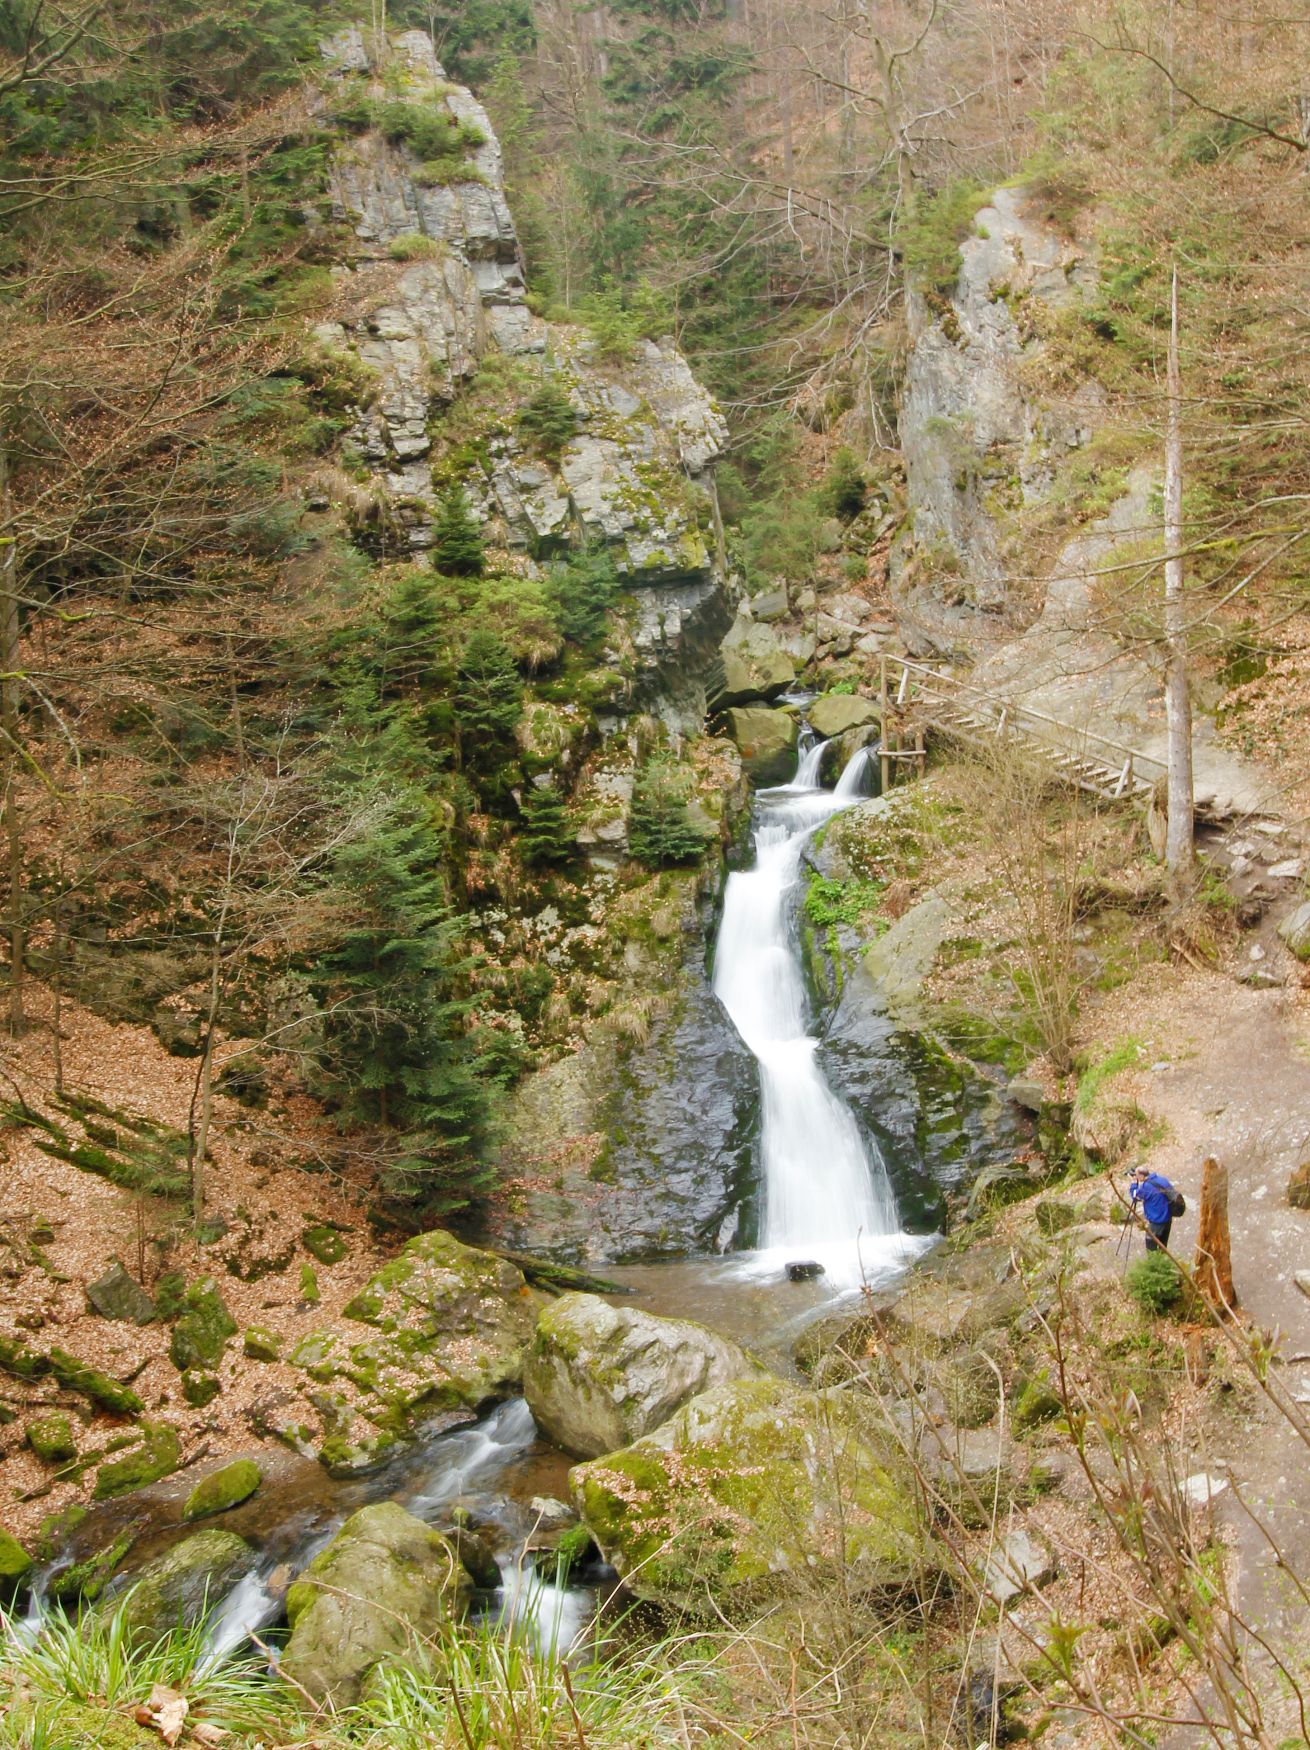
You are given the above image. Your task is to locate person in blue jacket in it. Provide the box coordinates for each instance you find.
[1130,1164,1177,1252]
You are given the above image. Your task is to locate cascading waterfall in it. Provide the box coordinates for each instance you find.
[713,735,919,1287]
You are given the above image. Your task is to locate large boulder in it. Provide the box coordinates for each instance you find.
[282,1502,471,1707]
[724,706,796,785]
[523,1292,764,1458]
[108,1529,255,1646]
[321,1230,538,1423]
[708,619,796,710]
[808,692,879,740]
[571,1376,928,1615]
[86,1260,156,1325]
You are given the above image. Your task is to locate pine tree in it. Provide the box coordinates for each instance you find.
[520,781,574,867]
[430,484,484,577]
[628,759,706,868]
[453,628,522,750]
[309,776,493,1212]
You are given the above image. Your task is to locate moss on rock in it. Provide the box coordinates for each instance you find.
[93,1421,180,1500]
[27,1412,78,1463]
[302,1223,348,1265]
[0,1528,33,1590]
[108,1529,254,1646]
[48,1524,140,1603]
[181,1371,220,1408]
[169,1278,237,1372]
[282,1502,471,1707]
[243,1325,282,1362]
[184,1457,261,1521]
[571,1376,931,1615]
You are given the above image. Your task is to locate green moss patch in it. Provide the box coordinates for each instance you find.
[169,1278,237,1372]
[93,1422,180,1500]
[184,1457,262,1521]
[27,1412,78,1463]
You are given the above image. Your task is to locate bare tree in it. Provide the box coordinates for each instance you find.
[1163,265,1195,895]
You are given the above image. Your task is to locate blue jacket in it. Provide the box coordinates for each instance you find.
[1131,1173,1175,1226]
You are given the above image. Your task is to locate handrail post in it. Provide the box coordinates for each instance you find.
[879,656,890,795]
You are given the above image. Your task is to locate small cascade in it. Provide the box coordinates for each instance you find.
[832,744,873,799]
[493,1556,595,1661]
[713,734,923,1287]
[787,722,826,789]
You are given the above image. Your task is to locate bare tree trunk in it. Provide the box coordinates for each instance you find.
[1163,266,1194,893]
[0,440,24,1035]
[1193,1154,1236,1314]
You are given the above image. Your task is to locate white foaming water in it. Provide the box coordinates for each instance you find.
[788,726,827,790]
[714,743,927,1288]
[494,1558,593,1661]
[832,744,873,799]
[403,1397,537,1519]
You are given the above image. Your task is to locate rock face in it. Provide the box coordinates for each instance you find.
[724,705,797,785]
[707,617,797,710]
[524,1292,764,1458]
[313,28,730,725]
[108,1530,255,1646]
[571,1376,927,1614]
[282,1502,471,1707]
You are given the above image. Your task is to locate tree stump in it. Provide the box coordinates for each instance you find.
[1192,1155,1237,1316]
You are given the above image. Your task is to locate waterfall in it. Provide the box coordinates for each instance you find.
[833,744,873,799]
[713,739,915,1287]
[787,723,826,789]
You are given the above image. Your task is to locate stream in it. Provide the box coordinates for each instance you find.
[14,727,997,1671]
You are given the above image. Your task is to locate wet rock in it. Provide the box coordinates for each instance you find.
[183,1457,262,1521]
[808,693,879,739]
[524,1291,765,1459]
[27,1412,78,1463]
[982,1528,1056,1604]
[786,1260,825,1281]
[169,1278,237,1372]
[86,1261,156,1326]
[48,1522,140,1605]
[571,1376,930,1615]
[445,1524,501,1589]
[0,1529,32,1593]
[724,706,796,785]
[93,1422,181,1500]
[108,1529,255,1645]
[708,619,796,710]
[282,1502,471,1707]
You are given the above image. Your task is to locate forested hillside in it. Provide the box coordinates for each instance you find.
[3,3,1310,1747]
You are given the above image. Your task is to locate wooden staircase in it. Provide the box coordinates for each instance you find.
[870,656,1160,803]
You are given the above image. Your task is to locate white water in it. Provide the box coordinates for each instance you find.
[713,738,924,1288]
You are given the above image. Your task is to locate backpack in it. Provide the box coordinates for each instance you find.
[1168,1189,1186,1219]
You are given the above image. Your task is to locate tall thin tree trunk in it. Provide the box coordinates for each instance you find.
[1164,266,1194,892]
[0,440,24,1035]
[1193,1155,1236,1314]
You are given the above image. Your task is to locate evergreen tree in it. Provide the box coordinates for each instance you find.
[309,776,493,1212]
[520,781,574,867]
[628,759,706,867]
[453,629,523,749]
[546,546,618,650]
[516,382,578,460]
[430,484,484,577]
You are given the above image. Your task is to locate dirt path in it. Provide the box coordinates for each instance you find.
[1090,964,1310,1732]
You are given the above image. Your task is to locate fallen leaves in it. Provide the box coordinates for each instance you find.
[133,1684,229,1747]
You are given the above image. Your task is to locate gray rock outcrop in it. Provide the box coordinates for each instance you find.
[524,1292,764,1458]
[314,27,729,648]
[724,706,796,784]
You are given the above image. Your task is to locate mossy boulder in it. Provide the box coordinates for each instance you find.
[524,1292,765,1459]
[108,1529,255,1645]
[333,1230,538,1422]
[0,1335,144,1414]
[181,1371,220,1408]
[93,1421,180,1500]
[243,1325,282,1362]
[724,706,797,785]
[282,1502,471,1707]
[183,1458,261,1521]
[571,1376,930,1615]
[48,1524,140,1604]
[169,1278,237,1372]
[302,1223,348,1265]
[709,619,795,709]
[0,1528,32,1592]
[27,1412,78,1463]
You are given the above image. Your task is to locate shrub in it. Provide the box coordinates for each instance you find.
[898,179,988,299]
[372,100,486,161]
[520,782,574,867]
[430,484,484,577]
[387,233,442,262]
[516,382,578,460]
[628,760,706,867]
[1125,1250,1183,1315]
[824,446,867,520]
